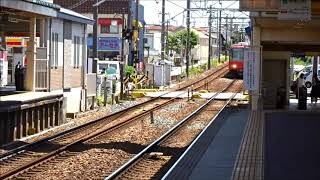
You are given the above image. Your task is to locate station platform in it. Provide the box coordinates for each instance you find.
[0,91,65,145]
[145,91,247,101]
[163,107,249,180]
[164,104,320,180]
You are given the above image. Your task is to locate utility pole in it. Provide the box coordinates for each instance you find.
[120,10,125,100]
[135,0,139,67]
[161,0,166,61]
[230,17,233,44]
[93,0,99,73]
[208,5,212,70]
[166,20,169,56]
[218,10,221,63]
[225,15,228,58]
[92,0,99,108]
[186,0,191,78]
[127,0,133,66]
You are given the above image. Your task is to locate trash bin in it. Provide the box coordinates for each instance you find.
[277,87,286,109]
[15,67,25,91]
[298,87,307,110]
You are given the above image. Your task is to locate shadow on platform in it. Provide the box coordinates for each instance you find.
[265,111,320,180]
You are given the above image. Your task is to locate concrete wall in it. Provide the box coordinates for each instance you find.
[51,18,64,91]
[262,51,290,109]
[52,87,82,113]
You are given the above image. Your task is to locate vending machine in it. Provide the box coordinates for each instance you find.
[0,50,8,87]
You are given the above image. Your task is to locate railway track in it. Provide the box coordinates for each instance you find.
[0,64,229,179]
[106,79,243,180]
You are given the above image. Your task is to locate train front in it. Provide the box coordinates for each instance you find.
[229,43,249,77]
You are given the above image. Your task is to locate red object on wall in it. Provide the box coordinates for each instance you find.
[24,56,28,65]
[0,51,8,61]
[98,18,123,25]
[3,51,7,61]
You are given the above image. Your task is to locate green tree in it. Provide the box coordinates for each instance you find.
[176,30,199,49]
[165,30,199,54]
[166,33,181,54]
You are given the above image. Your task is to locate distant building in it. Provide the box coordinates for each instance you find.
[144,25,222,66]
[54,0,145,65]
[144,24,179,61]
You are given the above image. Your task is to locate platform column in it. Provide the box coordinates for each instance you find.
[251,25,261,110]
[25,17,37,91]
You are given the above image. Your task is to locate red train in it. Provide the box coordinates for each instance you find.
[229,42,249,77]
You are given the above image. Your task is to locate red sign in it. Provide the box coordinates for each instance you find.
[0,51,8,61]
[98,18,123,25]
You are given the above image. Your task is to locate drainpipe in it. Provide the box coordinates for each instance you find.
[82,24,87,112]
[48,19,52,91]
[82,24,87,90]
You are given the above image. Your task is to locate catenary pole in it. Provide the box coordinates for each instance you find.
[161,0,166,61]
[186,0,191,78]
[208,5,212,70]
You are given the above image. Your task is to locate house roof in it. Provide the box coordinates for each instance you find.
[146,25,177,32]
[58,7,94,25]
[53,0,130,14]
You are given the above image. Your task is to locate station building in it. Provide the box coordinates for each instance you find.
[0,0,94,145]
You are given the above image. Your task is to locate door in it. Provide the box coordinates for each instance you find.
[263,59,287,109]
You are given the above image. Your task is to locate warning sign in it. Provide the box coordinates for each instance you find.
[244,50,260,91]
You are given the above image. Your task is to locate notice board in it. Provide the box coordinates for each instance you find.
[244,50,260,91]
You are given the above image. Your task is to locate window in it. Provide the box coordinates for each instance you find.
[73,36,81,68]
[109,64,118,70]
[231,48,245,61]
[50,33,58,68]
[100,20,119,34]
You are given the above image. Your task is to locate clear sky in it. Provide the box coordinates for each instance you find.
[140,0,249,28]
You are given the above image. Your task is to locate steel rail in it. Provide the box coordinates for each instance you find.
[1,96,181,179]
[0,65,228,179]
[161,87,241,180]
[0,63,227,161]
[105,79,239,179]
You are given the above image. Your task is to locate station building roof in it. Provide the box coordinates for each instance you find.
[53,0,130,15]
[0,0,94,25]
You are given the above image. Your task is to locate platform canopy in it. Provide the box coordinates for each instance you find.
[0,0,58,17]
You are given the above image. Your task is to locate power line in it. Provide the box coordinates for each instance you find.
[68,0,90,10]
[208,5,213,70]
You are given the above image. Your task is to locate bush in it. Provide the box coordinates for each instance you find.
[96,96,104,106]
[125,65,136,77]
[190,66,205,77]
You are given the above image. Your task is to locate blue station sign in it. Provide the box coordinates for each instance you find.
[87,37,121,51]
